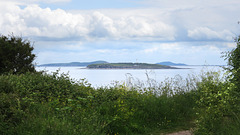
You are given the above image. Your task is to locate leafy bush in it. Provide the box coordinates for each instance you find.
[90,75,199,134]
[0,34,36,74]
[194,71,240,134]
[0,71,199,135]
[224,35,240,90]
[5,67,240,134]
[0,71,102,135]
[224,35,240,115]
[192,34,240,135]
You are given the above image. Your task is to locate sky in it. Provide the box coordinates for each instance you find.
[0,0,240,65]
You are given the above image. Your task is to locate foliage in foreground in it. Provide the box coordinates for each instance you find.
[0,34,36,74]
[193,35,240,135]
[194,72,240,135]
[0,71,198,135]
[0,69,239,134]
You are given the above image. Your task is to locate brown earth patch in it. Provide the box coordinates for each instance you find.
[164,130,192,135]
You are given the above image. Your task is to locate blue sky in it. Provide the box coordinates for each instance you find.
[1,0,240,65]
[38,0,143,10]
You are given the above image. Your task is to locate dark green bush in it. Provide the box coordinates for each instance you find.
[0,72,101,135]
[0,34,36,74]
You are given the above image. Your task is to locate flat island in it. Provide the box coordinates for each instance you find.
[87,63,180,69]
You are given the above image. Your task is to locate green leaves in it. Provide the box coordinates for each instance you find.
[194,71,240,134]
[0,34,36,74]
[0,70,199,134]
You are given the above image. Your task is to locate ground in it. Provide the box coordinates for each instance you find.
[164,130,192,135]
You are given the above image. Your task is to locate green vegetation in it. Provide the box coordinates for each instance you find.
[192,36,240,135]
[0,34,36,74]
[0,71,198,135]
[194,72,239,134]
[1,69,239,135]
[39,61,108,67]
[87,63,179,69]
[1,34,240,134]
[39,61,187,67]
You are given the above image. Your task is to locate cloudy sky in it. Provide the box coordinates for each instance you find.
[1,0,240,65]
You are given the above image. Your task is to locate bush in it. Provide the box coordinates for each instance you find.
[194,71,240,134]
[0,34,36,74]
[225,36,240,86]
[223,35,240,109]
[0,71,199,135]
[192,33,240,134]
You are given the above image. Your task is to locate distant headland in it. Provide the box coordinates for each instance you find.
[38,61,188,69]
[87,63,179,69]
[38,61,108,67]
[156,61,187,66]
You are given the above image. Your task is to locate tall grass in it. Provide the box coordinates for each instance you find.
[0,69,239,134]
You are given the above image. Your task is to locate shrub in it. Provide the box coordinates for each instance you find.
[194,71,240,134]
[0,71,200,134]
[224,36,240,87]
[0,34,36,74]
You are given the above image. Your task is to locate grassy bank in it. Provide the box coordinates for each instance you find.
[0,70,239,135]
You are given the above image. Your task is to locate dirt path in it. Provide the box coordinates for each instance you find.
[165,130,192,135]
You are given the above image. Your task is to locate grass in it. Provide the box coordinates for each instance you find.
[0,70,239,134]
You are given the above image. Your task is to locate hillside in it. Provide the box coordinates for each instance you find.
[156,61,187,66]
[87,63,179,69]
[38,61,108,67]
[38,61,188,67]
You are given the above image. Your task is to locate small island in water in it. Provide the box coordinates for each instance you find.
[87,63,180,69]
[38,61,189,69]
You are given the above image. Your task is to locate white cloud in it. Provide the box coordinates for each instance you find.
[0,3,176,41]
[115,16,175,40]
[140,0,240,9]
[1,0,239,66]
[89,12,117,38]
[0,4,89,39]
[1,0,238,43]
[188,27,234,41]
[143,43,181,54]
[96,49,112,53]
[88,10,176,40]
[226,42,236,48]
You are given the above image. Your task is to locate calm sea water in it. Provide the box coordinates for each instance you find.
[36,66,224,87]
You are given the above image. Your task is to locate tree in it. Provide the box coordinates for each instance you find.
[194,34,240,134]
[224,35,240,92]
[0,34,36,74]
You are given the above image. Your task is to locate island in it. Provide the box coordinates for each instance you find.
[156,61,187,66]
[38,61,190,68]
[87,63,180,69]
[38,61,108,67]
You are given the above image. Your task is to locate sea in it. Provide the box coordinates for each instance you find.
[36,66,225,88]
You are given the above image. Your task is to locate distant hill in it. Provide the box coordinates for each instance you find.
[38,61,188,67]
[156,61,187,66]
[87,63,180,69]
[38,61,108,67]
